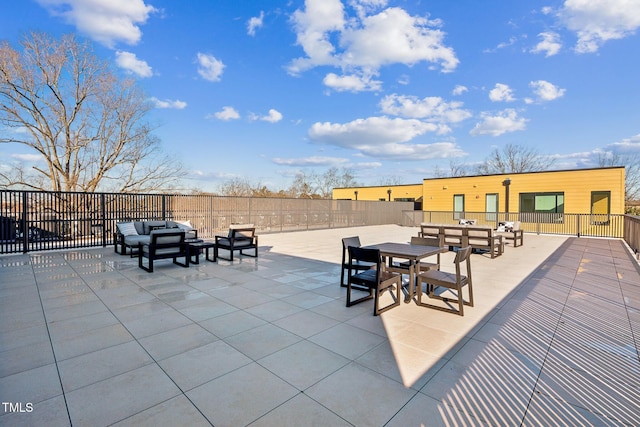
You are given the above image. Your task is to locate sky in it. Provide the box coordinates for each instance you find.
[1,0,640,192]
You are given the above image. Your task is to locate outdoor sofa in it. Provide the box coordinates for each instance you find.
[114,220,197,256]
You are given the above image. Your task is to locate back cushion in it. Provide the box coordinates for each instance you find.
[143,220,168,234]
[117,222,138,236]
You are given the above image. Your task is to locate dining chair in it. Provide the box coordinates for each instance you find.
[416,246,473,316]
[346,246,402,316]
[340,236,374,289]
[388,235,443,276]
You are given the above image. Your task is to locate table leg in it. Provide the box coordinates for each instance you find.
[405,260,416,303]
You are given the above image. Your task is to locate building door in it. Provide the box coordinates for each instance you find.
[453,194,464,220]
[486,193,498,222]
[591,191,610,225]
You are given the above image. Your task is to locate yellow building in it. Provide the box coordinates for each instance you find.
[333,167,626,232]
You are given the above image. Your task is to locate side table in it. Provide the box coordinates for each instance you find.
[186,240,216,264]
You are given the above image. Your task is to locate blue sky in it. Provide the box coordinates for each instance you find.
[2,0,640,192]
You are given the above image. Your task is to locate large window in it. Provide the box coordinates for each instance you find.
[453,194,464,220]
[486,193,498,221]
[519,192,564,223]
[591,191,610,225]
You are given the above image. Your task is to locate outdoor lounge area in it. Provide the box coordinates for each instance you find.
[1,224,639,426]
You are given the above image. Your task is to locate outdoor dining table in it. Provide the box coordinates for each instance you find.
[363,242,447,303]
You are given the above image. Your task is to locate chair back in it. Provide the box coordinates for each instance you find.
[410,235,442,247]
[348,246,381,270]
[342,236,361,250]
[454,246,472,280]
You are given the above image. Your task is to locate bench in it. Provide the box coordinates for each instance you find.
[138,230,189,272]
[496,221,524,247]
[214,225,258,261]
[419,223,503,258]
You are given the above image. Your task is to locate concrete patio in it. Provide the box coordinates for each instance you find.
[1,224,639,426]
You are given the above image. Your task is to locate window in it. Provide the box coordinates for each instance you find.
[519,192,564,223]
[486,193,498,221]
[591,191,610,225]
[453,194,464,220]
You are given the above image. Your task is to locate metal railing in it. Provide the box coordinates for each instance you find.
[1,190,638,256]
[420,211,626,238]
[0,190,413,254]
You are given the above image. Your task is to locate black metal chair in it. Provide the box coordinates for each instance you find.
[340,236,374,289]
[346,246,402,316]
[417,246,473,316]
[138,230,189,273]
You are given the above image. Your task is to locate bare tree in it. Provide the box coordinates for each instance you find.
[475,144,553,175]
[0,32,185,192]
[434,160,468,178]
[597,152,640,204]
[287,167,357,199]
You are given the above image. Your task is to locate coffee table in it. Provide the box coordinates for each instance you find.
[186,240,216,264]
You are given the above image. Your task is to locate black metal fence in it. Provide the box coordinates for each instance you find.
[0,190,414,254]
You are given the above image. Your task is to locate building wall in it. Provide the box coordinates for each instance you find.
[424,167,625,214]
[332,167,625,215]
[333,184,423,202]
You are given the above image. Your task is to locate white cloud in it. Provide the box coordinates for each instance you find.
[289,1,458,91]
[36,0,156,48]
[211,106,240,121]
[115,51,152,77]
[323,72,382,92]
[247,11,264,36]
[196,53,225,82]
[452,85,468,96]
[272,156,349,166]
[607,133,640,153]
[149,97,187,109]
[489,83,516,102]
[529,80,566,102]
[531,31,562,57]
[558,0,640,53]
[379,94,472,125]
[470,109,527,136]
[250,109,283,123]
[309,116,439,147]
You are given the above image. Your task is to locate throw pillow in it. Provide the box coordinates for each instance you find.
[117,222,138,236]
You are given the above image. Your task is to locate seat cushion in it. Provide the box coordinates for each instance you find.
[123,235,150,246]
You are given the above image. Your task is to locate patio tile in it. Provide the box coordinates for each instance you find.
[65,364,181,426]
[224,323,302,360]
[0,395,70,427]
[386,392,490,426]
[248,393,351,427]
[1,229,639,425]
[198,310,267,338]
[259,340,349,390]
[0,340,55,377]
[57,340,154,392]
[51,323,134,361]
[273,310,340,338]
[110,395,210,427]
[159,340,252,391]
[119,309,193,339]
[245,299,304,322]
[138,323,218,361]
[305,362,415,426]
[47,310,121,341]
[187,362,299,427]
[308,323,385,360]
[0,363,63,405]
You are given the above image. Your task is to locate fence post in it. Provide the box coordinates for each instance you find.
[101,193,107,247]
[162,195,166,220]
[21,192,28,253]
[576,214,581,237]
